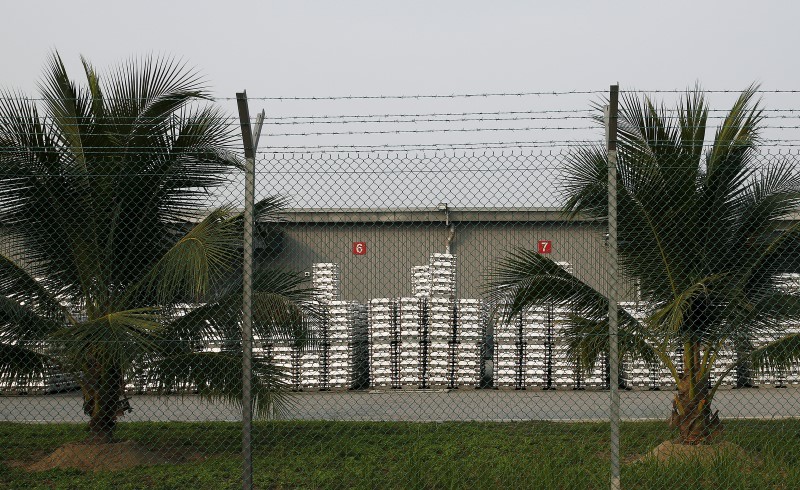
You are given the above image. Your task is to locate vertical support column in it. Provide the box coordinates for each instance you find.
[605,84,621,490]
[236,91,256,490]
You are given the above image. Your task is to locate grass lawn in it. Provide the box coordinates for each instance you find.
[1,419,799,489]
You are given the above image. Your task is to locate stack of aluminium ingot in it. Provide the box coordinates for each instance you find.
[428,296,454,386]
[522,306,548,388]
[398,297,422,386]
[455,299,484,387]
[368,298,395,388]
[326,300,355,389]
[299,262,342,390]
[412,265,431,298]
[493,303,523,388]
[428,253,456,299]
[312,262,341,303]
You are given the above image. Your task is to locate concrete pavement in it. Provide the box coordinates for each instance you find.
[2,386,798,423]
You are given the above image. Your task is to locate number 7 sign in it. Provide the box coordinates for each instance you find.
[537,240,551,254]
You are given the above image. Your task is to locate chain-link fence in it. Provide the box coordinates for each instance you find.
[3,64,800,489]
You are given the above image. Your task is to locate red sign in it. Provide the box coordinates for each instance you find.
[352,242,367,255]
[537,240,552,254]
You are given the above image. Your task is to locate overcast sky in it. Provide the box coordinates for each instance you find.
[3,1,799,207]
[4,2,796,97]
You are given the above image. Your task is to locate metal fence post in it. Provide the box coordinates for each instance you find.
[236,91,256,490]
[606,84,621,490]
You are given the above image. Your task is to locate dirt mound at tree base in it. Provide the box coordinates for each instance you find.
[23,440,204,472]
[636,440,753,465]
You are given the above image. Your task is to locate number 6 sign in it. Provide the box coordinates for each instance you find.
[537,240,551,254]
[352,242,367,255]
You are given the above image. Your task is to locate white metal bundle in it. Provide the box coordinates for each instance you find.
[493,304,523,388]
[398,297,422,386]
[312,262,341,303]
[428,253,456,299]
[324,300,356,389]
[369,298,396,387]
[455,299,484,386]
[411,265,431,297]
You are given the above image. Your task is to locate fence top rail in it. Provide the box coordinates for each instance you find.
[276,207,591,224]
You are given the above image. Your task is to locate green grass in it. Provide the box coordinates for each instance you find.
[1,420,799,489]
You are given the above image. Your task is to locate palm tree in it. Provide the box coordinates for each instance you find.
[0,53,315,443]
[491,86,800,444]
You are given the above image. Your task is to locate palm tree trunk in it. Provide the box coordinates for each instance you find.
[669,359,722,444]
[82,362,122,444]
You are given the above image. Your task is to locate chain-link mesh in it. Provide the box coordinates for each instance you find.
[3,63,800,489]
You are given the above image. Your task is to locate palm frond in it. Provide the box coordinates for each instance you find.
[147,351,293,418]
[489,249,606,321]
[135,206,240,305]
[38,51,93,166]
[102,55,207,143]
[0,342,52,387]
[700,85,763,252]
[0,252,71,323]
[52,308,162,372]
[677,85,708,165]
[0,295,65,343]
[750,332,800,375]
[562,313,660,376]
[562,145,608,217]
[648,274,726,339]
[161,268,319,353]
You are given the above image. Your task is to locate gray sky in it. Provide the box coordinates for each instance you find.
[4,1,796,98]
[4,1,799,207]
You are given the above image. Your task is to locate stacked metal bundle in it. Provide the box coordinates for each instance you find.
[326,300,355,389]
[758,272,800,387]
[776,272,800,294]
[266,343,294,389]
[493,304,523,388]
[398,297,423,386]
[290,347,303,390]
[428,253,457,298]
[455,299,484,387]
[312,263,341,303]
[546,263,579,388]
[428,297,454,386]
[523,304,578,389]
[492,262,585,390]
[287,262,358,391]
[294,263,342,390]
[299,346,322,390]
[523,306,548,388]
[369,298,396,387]
[411,266,431,297]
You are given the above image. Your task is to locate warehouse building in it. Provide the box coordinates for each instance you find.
[263,206,800,390]
[267,206,618,300]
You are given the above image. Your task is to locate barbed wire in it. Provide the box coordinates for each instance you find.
[263,109,594,120]
[6,141,800,153]
[9,88,800,104]
[263,127,599,137]
[213,90,608,101]
[5,112,800,126]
